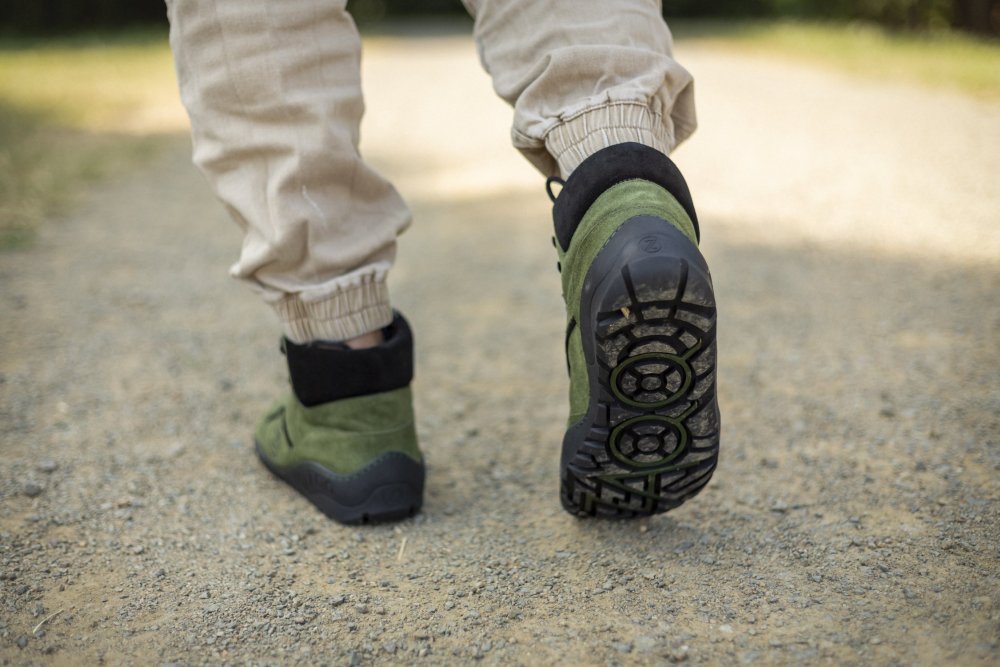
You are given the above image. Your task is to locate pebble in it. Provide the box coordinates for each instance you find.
[37,460,59,473]
[669,645,690,662]
[23,482,44,497]
[613,641,633,654]
[634,636,658,653]
[16,636,28,649]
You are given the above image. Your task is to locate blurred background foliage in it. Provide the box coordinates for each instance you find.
[0,0,997,35]
[0,0,996,248]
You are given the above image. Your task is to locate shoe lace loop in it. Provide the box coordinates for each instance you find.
[545,176,565,203]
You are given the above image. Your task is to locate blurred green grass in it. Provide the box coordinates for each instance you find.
[0,30,184,249]
[1,22,998,249]
[675,20,1000,99]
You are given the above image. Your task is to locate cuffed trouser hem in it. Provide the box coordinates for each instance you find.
[269,279,393,344]
[543,102,681,178]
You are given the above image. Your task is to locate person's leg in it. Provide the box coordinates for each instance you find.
[166,0,424,523]
[167,0,405,343]
[462,0,696,178]
[463,0,719,518]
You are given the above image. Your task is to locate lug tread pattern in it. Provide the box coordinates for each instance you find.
[562,238,720,518]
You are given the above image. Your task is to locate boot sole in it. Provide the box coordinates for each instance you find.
[561,216,720,518]
[255,440,425,525]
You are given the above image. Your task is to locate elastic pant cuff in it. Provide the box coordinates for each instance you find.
[271,279,393,344]
[544,102,675,178]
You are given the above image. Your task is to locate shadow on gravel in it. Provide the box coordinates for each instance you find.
[392,187,998,531]
[1,148,997,664]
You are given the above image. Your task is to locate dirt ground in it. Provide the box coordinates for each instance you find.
[1,32,998,666]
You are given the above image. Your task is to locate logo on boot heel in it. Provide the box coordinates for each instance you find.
[639,235,663,253]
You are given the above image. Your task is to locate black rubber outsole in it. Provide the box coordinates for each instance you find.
[561,216,720,518]
[255,440,425,525]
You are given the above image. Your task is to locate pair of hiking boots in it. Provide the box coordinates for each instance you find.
[256,143,720,523]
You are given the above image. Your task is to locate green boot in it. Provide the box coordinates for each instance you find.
[255,313,425,524]
[551,143,720,518]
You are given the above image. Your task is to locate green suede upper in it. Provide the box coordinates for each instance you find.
[557,179,698,425]
[255,387,421,475]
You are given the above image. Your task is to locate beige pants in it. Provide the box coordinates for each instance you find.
[166,0,696,343]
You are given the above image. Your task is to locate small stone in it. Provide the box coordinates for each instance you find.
[355,604,369,614]
[16,635,28,649]
[444,601,455,611]
[23,482,44,498]
[634,636,658,653]
[132,545,145,555]
[382,641,397,654]
[613,641,633,654]
[330,595,346,607]
[37,460,58,473]
[669,645,689,662]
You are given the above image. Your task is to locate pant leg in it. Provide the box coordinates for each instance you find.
[166,0,408,343]
[461,0,696,177]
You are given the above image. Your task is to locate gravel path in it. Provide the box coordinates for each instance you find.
[1,34,998,665]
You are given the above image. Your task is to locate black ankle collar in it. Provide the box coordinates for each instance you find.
[551,142,700,251]
[283,312,414,406]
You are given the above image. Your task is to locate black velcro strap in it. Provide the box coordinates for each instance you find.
[552,142,700,250]
[284,312,414,406]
